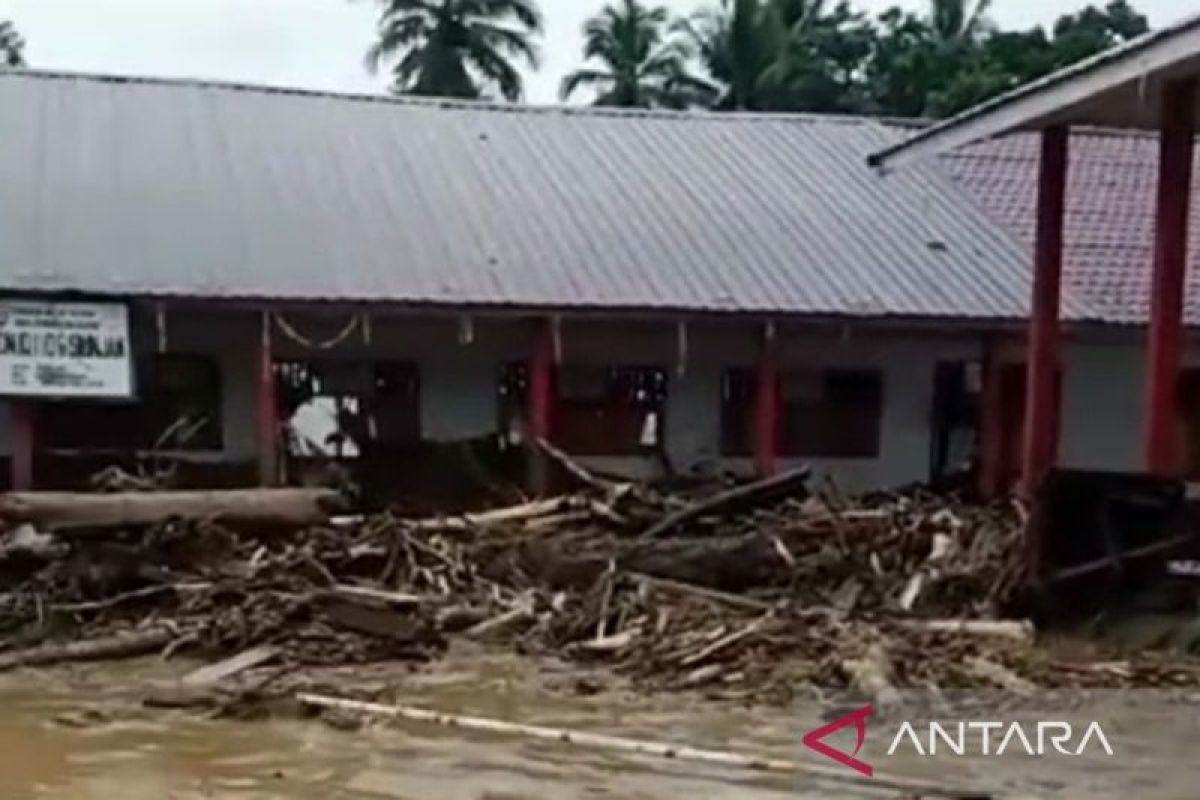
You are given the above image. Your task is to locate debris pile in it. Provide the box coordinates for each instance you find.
[1,465,1198,710]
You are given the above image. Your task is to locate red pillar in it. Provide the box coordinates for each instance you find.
[1143,78,1197,476]
[978,339,1005,498]
[1020,126,1069,497]
[527,318,555,493]
[257,311,278,486]
[754,325,778,477]
[9,400,34,491]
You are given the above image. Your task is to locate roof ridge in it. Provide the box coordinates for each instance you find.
[1,67,876,126]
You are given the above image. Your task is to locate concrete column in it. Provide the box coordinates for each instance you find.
[978,339,1006,498]
[754,323,778,477]
[256,311,278,486]
[1144,78,1197,475]
[1020,126,1069,496]
[527,318,555,494]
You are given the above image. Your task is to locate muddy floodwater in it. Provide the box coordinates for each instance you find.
[0,646,1197,799]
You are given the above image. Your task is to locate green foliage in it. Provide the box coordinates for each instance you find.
[670,0,1152,117]
[365,0,543,101]
[360,0,1152,118]
[674,0,872,111]
[561,0,716,108]
[1,20,25,68]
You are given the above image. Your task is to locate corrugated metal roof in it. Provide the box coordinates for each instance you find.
[939,128,1200,325]
[0,70,1059,321]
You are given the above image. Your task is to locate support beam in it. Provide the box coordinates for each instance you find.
[1020,126,1069,497]
[754,323,778,478]
[256,311,278,486]
[978,340,1005,498]
[527,318,555,494]
[9,400,34,491]
[1143,78,1197,476]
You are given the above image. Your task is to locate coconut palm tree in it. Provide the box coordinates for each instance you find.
[929,0,991,45]
[365,0,542,101]
[674,0,774,110]
[676,0,870,112]
[560,0,715,109]
[1,20,24,68]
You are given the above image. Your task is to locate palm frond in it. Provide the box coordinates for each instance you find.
[469,21,539,68]
[559,68,614,101]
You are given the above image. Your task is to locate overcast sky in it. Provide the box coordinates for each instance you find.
[0,0,1193,103]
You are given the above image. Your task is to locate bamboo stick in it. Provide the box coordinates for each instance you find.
[296,693,993,799]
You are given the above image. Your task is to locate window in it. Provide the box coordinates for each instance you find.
[41,354,223,451]
[277,360,419,459]
[720,368,756,457]
[783,369,883,458]
[557,365,666,456]
[497,362,668,456]
[720,367,884,459]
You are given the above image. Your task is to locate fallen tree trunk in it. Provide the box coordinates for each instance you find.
[0,489,341,532]
[0,627,174,671]
[508,530,800,592]
[641,467,811,538]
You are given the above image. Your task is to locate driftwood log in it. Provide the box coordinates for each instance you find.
[0,627,174,671]
[510,530,799,592]
[0,489,341,532]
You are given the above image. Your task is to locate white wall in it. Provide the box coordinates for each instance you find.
[1058,337,1146,473]
[10,305,1200,490]
[143,313,1200,487]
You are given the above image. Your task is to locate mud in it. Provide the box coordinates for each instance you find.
[0,645,1197,800]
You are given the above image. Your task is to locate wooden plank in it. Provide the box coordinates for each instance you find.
[182,645,280,687]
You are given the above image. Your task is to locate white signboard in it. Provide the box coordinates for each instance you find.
[0,300,133,398]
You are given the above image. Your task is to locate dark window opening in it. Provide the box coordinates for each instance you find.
[782,369,883,458]
[930,361,982,481]
[40,354,223,452]
[497,362,668,456]
[720,367,884,459]
[720,368,756,457]
[1176,369,1200,479]
[276,360,420,461]
[497,361,530,446]
[557,365,667,456]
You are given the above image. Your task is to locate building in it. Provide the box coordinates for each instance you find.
[0,69,1196,502]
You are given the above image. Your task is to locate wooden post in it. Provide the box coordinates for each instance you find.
[8,400,34,491]
[754,323,778,478]
[527,318,555,494]
[1144,79,1197,476]
[256,311,278,486]
[1020,126,1069,497]
[978,339,1005,498]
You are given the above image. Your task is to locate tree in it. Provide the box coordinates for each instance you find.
[1,20,24,68]
[927,0,991,45]
[365,0,542,101]
[865,0,1149,118]
[677,0,872,112]
[561,0,715,108]
[1045,0,1148,71]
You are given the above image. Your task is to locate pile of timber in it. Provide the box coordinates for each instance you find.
[0,468,1198,712]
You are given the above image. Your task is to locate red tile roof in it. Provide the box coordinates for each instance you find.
[939,128,1200,325]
